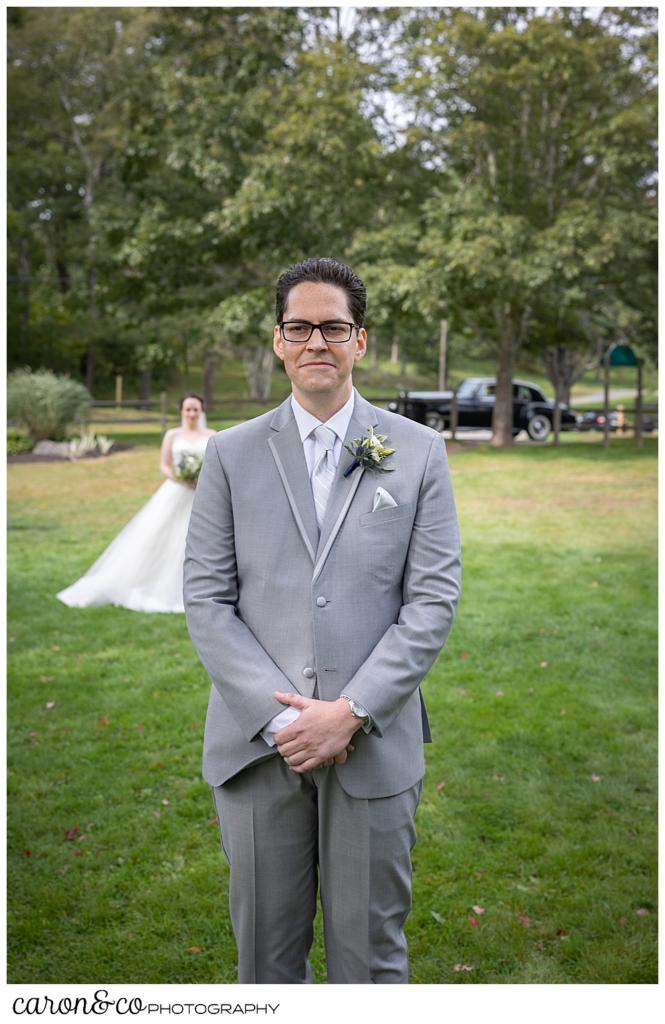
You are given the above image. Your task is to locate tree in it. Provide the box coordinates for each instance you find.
[207,289,274,401]
[8,7,160,391]
[203,29,386,394]
[108,6,307,400]
[391,6,657,444]
[9,6,655,414]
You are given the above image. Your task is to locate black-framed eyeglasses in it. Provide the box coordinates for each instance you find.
[279,320,360,344]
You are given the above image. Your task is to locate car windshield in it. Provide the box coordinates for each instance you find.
[456,379,481,398]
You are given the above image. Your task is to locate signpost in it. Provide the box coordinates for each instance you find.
[600,343,643,448]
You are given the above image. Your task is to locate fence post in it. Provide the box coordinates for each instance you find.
[160,391,167,434]
[635,359,644,449]
[603,353,610,449]
[450,393,458,440]
[115,374,122,409]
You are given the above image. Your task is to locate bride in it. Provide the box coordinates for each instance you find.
[56,393,215,613]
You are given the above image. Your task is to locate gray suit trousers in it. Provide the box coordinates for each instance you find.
[212,756,421,984]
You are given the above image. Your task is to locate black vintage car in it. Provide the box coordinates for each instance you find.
[388,377,579,441]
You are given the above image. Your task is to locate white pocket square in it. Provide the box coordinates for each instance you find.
[373,486,398,512]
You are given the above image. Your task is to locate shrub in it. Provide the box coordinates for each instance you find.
[7,428,34,455]
[7,369,91,442]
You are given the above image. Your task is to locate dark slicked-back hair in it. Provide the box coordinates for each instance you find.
[275,258,367,327]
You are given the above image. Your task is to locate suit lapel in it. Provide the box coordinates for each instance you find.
[313,392,379,582]
[267,399,319,563]
[267,391,381,578]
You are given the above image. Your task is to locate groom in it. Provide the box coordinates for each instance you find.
[183,257,461,984]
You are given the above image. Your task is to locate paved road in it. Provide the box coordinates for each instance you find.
[574,387,640,403]
[444,428,523,443]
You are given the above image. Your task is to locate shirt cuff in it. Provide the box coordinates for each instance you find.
[260,706,301,747]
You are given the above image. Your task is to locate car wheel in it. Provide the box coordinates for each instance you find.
[426,412,446,432]
[527,413,551,442]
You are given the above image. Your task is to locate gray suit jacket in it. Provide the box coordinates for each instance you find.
[183,389,461,799]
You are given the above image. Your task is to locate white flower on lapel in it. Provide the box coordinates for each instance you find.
[343,426,396,477]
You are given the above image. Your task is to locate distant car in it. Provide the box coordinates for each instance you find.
[578,410,656,433]
[578,411,620,432]
[388,377,578,442]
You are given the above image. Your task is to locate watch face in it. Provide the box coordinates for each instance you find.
[342,696,368,722]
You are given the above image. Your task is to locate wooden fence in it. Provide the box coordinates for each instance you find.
[89,394,657,438]
[89,394,397,431]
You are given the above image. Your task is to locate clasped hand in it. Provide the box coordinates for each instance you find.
[273,691,361,773]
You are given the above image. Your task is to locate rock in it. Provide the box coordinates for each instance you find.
[32,440,71,457]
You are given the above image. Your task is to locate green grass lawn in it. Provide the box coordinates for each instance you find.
[7,436,657,984]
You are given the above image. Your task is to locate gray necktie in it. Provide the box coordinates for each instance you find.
[311,425,337,528]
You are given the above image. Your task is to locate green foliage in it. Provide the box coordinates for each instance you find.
[379,7,657,439]
[207,289,274,345]
[7,7,163,389]
[7,428,34,455]
[7,6,657,410]
[8,369,91,441]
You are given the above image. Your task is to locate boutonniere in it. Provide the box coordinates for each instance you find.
[343,425,396,477]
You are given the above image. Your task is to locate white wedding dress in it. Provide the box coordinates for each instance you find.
[56,435,210,613]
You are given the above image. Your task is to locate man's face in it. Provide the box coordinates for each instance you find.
[273,282,367,405]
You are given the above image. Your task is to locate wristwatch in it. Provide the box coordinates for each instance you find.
[340,694,372,733]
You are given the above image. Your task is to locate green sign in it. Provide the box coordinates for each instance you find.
[601,343,639,367]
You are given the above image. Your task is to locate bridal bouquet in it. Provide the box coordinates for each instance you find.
[174,453,203,483]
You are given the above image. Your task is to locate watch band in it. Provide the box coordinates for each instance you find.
[340,694,372,732]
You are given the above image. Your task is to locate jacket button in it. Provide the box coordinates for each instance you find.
[302,667,315,679]
[316,596,327,607]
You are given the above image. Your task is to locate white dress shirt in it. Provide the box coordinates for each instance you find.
[291,390,355,476]
[260,390,355,747]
